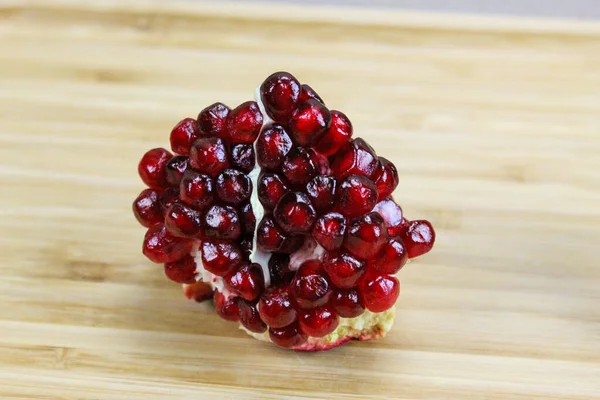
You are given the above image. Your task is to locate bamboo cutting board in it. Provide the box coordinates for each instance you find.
[1,1,599,399]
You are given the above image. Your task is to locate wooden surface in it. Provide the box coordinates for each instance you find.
[1,1,599,399]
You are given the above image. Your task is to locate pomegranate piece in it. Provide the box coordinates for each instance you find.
[268,253,294,284]
[299,83,323,104]
[402,220,436,258]
[189,137,229,177]
[273,191,317,234]
[227,101,263,143]
[337,174,379,218]
[215,169,252,206]
[183,281,213,302]
[164,254,197,284]
[200,239,242,276]
[331,288,365,318]
[257,172,289,210]
[158,187,179,214]
[239,202,256,234]
[269,322,308,349]
[138,148,172,190]
[197,102,230,138]
[256,124,293,170]
[288,99,331,147]
[142,223,193,263]
[368,238,408,275]
[170,118,200,156]
[203,204,241,240]
[165,155,190,187]
[290,260,332,309]
[305,175,337,213]
[372,157,399,199]
[281,147,318,187]
[323,251,366,289]
[344,212,388,260]
[331,138,379,179]
[258,285,297,328]
[359,274,400,313]
[164,203,202,238]
[256,216,303,253]
[372,198,404,237]
[311,212,346,251]
[313,110,353,156]
[213,291,239,322]
[237,299,267,333]
[298,305,339,337]
[179,170,215,211]
[260,71,301,123]
[224,263,265,301]
[230,143,255,174]
[132,188,162,227]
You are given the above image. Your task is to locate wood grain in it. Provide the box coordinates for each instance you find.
[1,1,599,399]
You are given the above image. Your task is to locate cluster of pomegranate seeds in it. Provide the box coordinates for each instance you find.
[133,71,435,350]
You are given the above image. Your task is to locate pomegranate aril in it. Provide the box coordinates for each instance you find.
[305,175,337,214]
[273,191,317,234]
[332,288,365,318]
[331,138,379,179]
[201,239,243,276]
[240,234,253,258]
[204,204,241,240]
[183,281,213,302]
[258,285,297,328]
[133,189,162,227]
[268,253,294,284]
[313,110,353,156]
[170,118,199,156]
[216,169,252,206]
[164,254,197,284]
[257,173,289,210]
[164,203,202,238]
[256,125,293,170]
[288,99,331,147]
[323,251,366,289]
[230,143,255,174]
[189,137,229,177]
[269,322,308,349]
[159,187,179,214]
[138,148,172,190]
[402,220,436,258]
[197,102,230,138]
[224,263,265,301]
[143,223,193,263]
[373,157,399,199]
[165,155,190,187]
[344,212,388,260]
[281,147,318,187]
[372,198,404,236]
[299,83,323,104]
[337,174,378,218]
[311,212,346,251]
[298,305,339,337]
[227,101,263,144]
[359,274,399,313]
[290,260,332,309]
[179,170,215,211]
[237,299,267,333]
[256,216,303,253]
[239,202,256,234]
[260,71,301,123]
[213,291,239,322]
[368,238,407,275]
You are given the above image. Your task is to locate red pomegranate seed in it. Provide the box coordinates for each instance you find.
[169,118,199,156]
[183,281,213,302]
[298,305,339,337]
[143,223,193,263]
[138,148,172,189]
[239,202,256,234]
[165,155,190,187]
[164,203,202,238]
[281,147,318,187]
[372,157,399,199]
[257,173,289,210]
[323,251,366,289]
[299,83,323,104]
[269,322,308,349]
[132,189,162,227]
[203,204,242,240]
[258,285,297,328]
[213,291,239,322]
[260,71,301,123]
[230,143,255,174]
[359,274,399,312]
[197,102,230,138]
[159,187,179,214]
[201,239,242,276]
[313,110,353,156]
[290,260,332,309]
[311,212,346,251]
[215,169,252,206]
[331,288,365,318]
[268,253,294,284]
[256,124,293,170]
[240,234,253,258]
[273,191,317,234]
[237,299,267,333]
[403,220,436,258]
[288,99,331,147]
[179,170,215,211]
[337,174,379,218]
[331,138,379,179]
[344,212,388,260]
[305,175,337,213]
[256,216,303,253]
[164,253,197,284]
[189,137,229,177]
[368,238,407,275]
[227,101,263,144]
[372,198,404,237]
[224,263,265,301]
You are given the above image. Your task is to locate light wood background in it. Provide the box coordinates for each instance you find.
[1,1,599,399]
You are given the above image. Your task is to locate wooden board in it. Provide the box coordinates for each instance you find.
[1,1,599,398]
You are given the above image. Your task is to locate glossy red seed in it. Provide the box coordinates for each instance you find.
[164,253,197,284]
[170,118,200,156]
[239,202,256,234]
[368,238,407,274]
[183,281,213,302]
[213,291,239,321]
[331,288,365,318]
[224,263,265,301]
[230,143,255,174]
[337,174,378,218]
[403,220,436,258]
[132,189,163,227]
[372,157,399,199]
[260,71,301,123]
[288,99,331,147]
[372,198,404,237]
[299,84,323,104]
[331,138,379,179]
[311,212,346,251]
[165,155,190,187]
[344,212,388,260]
[164,203,202,238]
[269,322,308,349]
[298,305,339,337]
[138,148,172,189]
[257,173,289,210]
[201,239,243,276]
[204,204,241,240]
[281,147,318,187]
[237,299,267,333]
[268,253,294,284]
[305,175,337,213]
[256,124,293,170]
[197,102,230,138]
[227,101,263,143]
[359,274,399,312]
[313,110,353,156]
[273,191,317,234]
[143,223,193,263]
[323,252,366,289]
[179,170,215,211]
[215,169,252,206]
[189,137,229,177]
[290,260,332,309]
[158,187,179,214]
[259,285,297,328]
[256,216,303,253]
